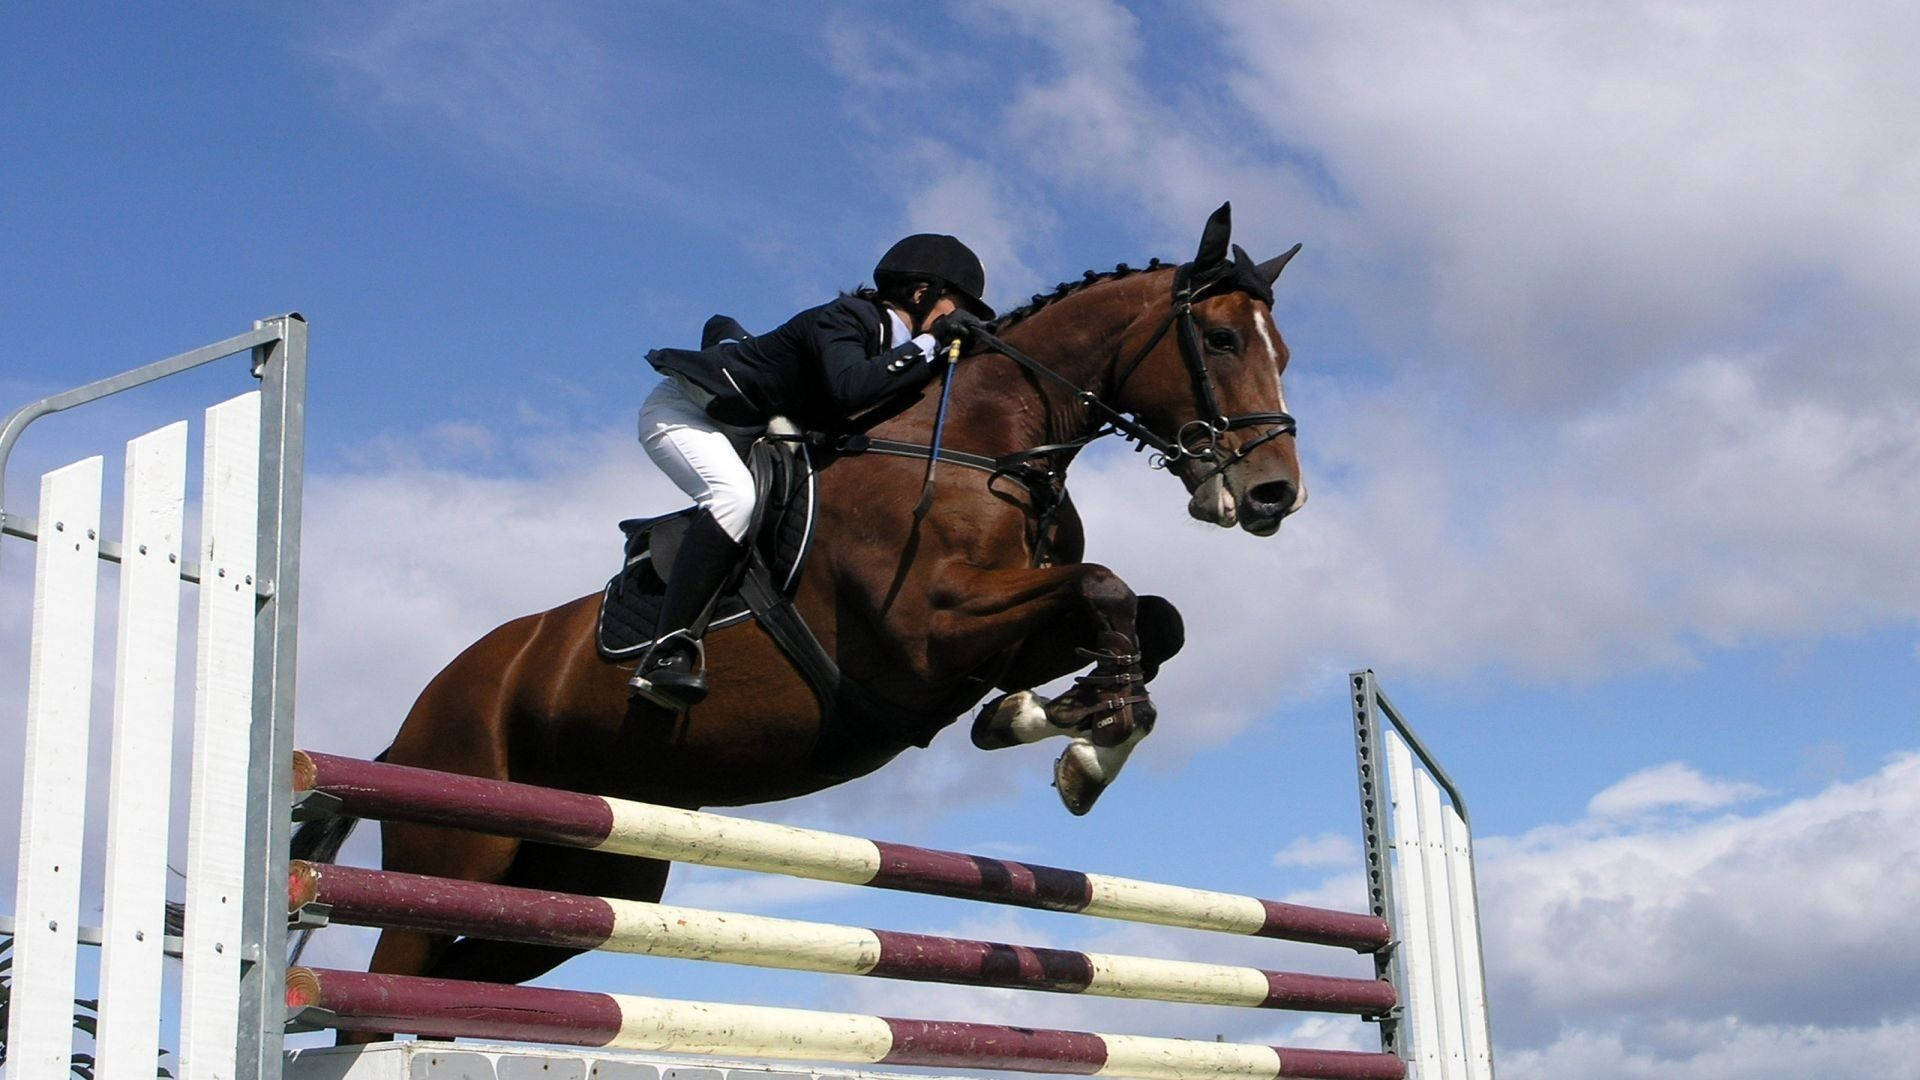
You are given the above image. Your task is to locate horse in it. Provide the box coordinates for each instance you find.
[301,202,1308,1036]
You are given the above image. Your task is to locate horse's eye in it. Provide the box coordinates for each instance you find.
[1204,328,1240,353]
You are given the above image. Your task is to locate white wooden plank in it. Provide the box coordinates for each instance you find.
[1385,731,1441,1078]
[1443,807,1494,1080]
[95,422,189,1080]
[1414,771,1467,1080]
[180,391,261,1080]
[7,456,104,1080]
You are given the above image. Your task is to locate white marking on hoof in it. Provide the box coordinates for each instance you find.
[972,691,1061,750]
[999,691,1060,744]
[1053,727,1147,816]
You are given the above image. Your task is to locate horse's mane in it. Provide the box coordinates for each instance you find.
[989,259,1174,332]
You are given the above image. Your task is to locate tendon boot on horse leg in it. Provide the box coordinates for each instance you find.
[1049,626,1158,815]
[1055,595,1182,810]
[973,593,1184,752]
[630,509,747,709]
[960,567,1162,815]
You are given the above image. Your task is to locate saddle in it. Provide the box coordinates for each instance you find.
[597,418,949,777]
[597,423,817,662]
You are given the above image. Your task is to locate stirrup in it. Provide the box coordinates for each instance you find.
[628,633,709,709]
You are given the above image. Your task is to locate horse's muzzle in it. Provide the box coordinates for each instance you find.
[1186,469,1301,534]
[1238,479,1299,535]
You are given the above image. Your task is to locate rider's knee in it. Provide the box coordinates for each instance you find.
[701,482,755,542]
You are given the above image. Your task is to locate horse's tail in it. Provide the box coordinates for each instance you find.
[285,745,390,963]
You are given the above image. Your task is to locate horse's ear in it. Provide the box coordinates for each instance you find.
[1195,202,1232,267]
[1257,243,1303,286]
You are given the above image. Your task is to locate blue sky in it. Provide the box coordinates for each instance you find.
[4,3,1919,1078]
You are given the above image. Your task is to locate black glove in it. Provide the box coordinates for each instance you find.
[930,310,985,351]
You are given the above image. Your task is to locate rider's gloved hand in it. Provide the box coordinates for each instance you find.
[930,310,984,352]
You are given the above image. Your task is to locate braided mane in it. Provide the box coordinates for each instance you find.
[989,258,1174,332]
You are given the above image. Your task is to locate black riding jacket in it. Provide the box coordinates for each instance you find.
[647,295,938,429]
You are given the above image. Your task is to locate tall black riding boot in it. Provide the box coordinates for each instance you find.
[628,510,746,710]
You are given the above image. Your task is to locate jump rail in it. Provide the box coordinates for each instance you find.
[293,750,1390,952]
[285,968,1408,1080]
[289,860,1398,1014]
[287,737,1491,1077]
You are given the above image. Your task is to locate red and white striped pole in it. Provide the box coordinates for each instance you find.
[286,968,1406,1080]
[294,751,1389,952]
[290,861,1396,1015]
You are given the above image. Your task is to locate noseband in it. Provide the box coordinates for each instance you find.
[968,260,1297,482]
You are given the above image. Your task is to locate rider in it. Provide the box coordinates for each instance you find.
[630,233,995,709]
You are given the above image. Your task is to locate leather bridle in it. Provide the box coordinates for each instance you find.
[967,258,1297,482]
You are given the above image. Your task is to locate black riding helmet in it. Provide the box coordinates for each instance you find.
[874,234,995,321]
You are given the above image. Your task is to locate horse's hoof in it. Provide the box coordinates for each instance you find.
[971,691,1053,750]
[1053,739,1109,816]
[1052,726,1149,815]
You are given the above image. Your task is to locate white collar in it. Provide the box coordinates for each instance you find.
[885,307,913,348]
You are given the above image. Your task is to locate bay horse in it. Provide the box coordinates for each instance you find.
[303,203,1308,1030]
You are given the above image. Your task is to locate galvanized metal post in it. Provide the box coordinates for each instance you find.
[1351,670,1406,1062]
[237,314,307,1080]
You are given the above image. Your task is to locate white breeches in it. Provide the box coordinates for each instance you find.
[638,378,758,542]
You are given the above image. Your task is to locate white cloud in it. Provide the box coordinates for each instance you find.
[1271,831,1359,869]
[291,428,648,758]
[316,2,641,191]
[1500,1018,1920,1080]
[1587,762,1767,819]
[1208,1,1920,406]
[1483,753,1920,1039]
[892,141,1057,310]
[965,0,1327,254]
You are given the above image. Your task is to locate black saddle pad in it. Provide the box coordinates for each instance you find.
[596,436,817,661]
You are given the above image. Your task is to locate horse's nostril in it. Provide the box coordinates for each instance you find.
[1248,480,1297,515]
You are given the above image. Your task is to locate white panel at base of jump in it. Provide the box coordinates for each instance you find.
[7,458,105,1080]
[1384,731,1442,1079]
[1443,805,1493,1078]
[1414,771,1467,1080]
[180,391,263,1080]
[283,1040,980,1080]
[96,422,190,1080]
[1384,730,1491,1080]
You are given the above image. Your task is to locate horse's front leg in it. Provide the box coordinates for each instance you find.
[981,593,1185,737]
[927,564,1169,814]
[969,594,1185,814]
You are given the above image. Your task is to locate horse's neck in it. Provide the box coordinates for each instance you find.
[944,297,1137,456]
